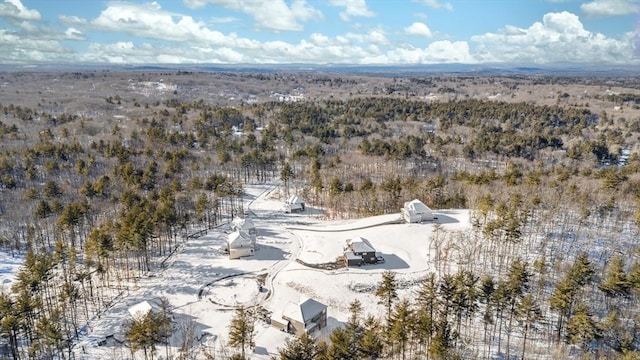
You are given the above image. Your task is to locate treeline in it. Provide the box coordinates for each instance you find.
[0,98,251,358]
[226,254,640,359]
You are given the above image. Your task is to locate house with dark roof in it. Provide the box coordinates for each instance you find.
[271,298,327,335]
[344,237,383,266]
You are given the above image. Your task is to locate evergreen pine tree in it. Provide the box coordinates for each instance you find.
[566,302,600,354]
[415,273,438,356]
[517,294,541,360]
[358,315,384,360]
[276,332,326,360]
[375,271,398,326]
[389,298,413,360]
[228,306,255,359]
[599,255,630,298]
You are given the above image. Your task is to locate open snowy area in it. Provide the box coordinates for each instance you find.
[69,183,470,359]
[0,252,23,291]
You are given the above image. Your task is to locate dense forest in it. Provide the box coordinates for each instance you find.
[1,70,640,359]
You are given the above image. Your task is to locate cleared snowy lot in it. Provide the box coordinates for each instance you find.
[77,183,470,359]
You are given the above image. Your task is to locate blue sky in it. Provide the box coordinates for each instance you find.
[0,0,638,65]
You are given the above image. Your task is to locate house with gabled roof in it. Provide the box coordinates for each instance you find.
[402,199,436,223]
[227,230,255,259]
[284,195,305,213]
[344,237,381,266]
[271,297,327,335]
[231,217,257,238]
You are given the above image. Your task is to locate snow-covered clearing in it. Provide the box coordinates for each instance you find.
[68,183,469,359]
[0,251,23,291]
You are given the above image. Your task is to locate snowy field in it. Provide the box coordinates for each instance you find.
[62,184,470,359]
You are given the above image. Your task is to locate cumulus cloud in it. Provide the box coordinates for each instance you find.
[415,0,453,11]
[183,0,322,31]
[59,15,87,25]
[364,41,473,64]
[404,22,433,37]
[581,0,639,17]
[328,0,375,21]
[64,28,85,40]
[0,0,40,21]
[3,1,637,66]
[0,0,86,63]
[63,2,261,50]
[471,11,634,63]
[635,25,640,59]
[367,29,388,45]
[0,28,74,63]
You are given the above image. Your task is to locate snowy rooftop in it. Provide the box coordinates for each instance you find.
[282,298,327,324]
[347,237,376,253]
[403,198,432,213]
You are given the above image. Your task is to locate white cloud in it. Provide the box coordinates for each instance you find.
[328,0,375,21]
[64,28,85,40]
[471,11,634,63]
[0,0,87,63]
[66,2,260,50]
[404,22,433,37]
[635,25,640,60]
[367,29,388,45]
[364,41,473,64]
[2,2,637,65]
[0,0,40,21]
[415,0,453,11]
[310,33,331,46]
[183,0,322,31]
[59,15,87,25]
[0,29,73,63]
[581,0,639,16]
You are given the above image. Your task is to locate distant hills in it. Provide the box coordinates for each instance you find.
[0,62,638,76]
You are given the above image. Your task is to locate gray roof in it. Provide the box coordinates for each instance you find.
[283,298,327,323]
[347,236,376,253]
[344,251,362,260]
[287,195,304,205]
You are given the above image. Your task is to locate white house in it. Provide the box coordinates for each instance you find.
[227,230,255,259]
[231,217,257,236]
[284,195,305,213]
[402,199,435,223]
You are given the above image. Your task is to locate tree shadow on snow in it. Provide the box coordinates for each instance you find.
[254,243,288,261]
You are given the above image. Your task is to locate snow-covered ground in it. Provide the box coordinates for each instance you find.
[69,183,470,359]
[0,251,23,292]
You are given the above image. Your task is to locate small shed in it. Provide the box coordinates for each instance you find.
[272,297,327,336]
[227,231,255,259]
[285,195,305,213]
[402,199,435,223]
